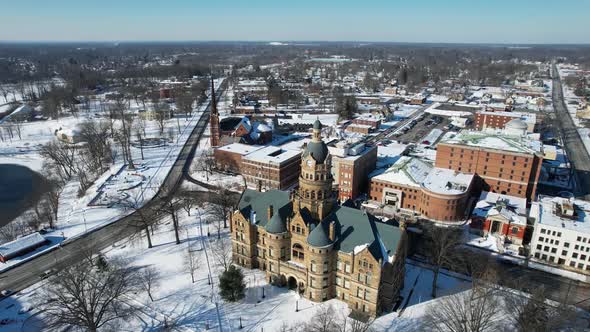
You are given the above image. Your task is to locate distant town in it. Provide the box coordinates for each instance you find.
[1,42,590,331]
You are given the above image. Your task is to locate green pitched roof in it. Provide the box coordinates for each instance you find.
[323,206,402,263]
[307,221,333,247]
[313,119,322,130]
[266,211,288,234]
[238,189,291,227]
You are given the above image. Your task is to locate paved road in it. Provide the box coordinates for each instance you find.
[0,81,226,293]
[552,64,590,199]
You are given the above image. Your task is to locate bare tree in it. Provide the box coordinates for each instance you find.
[184,243,201,283]
[303,304,340,332]
[158,183,182,245]
[175,90,194,118]
[0,217,30,242]
[210,237,232,272]
[180,191,196,216]
[0,85,9,103]
[134,120,146,160]
[79,119,113,173]
[122,191,156,248]
[113,97,135,169]
[423,225,462,298]
[346,315,375,332]
[423,264,501,332]
[42,254,141,332]
[192,150,215,181]
[209,187,238,239]
[139,265,161,302]
[40,140,77,182]
[153,102,170,136]
[504,280,581,332]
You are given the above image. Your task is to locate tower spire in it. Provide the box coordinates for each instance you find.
[209,74,220,147]
[210,75,217,115]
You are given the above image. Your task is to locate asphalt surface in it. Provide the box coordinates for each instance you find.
[552,64,590,199]
[0,82,226,293]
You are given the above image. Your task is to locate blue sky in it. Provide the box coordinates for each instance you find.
[1,0,588,43]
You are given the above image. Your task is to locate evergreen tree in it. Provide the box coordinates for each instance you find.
[219,265,246,302]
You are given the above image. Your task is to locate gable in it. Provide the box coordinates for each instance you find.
[238,189,291,227]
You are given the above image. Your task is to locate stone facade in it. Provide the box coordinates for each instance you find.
[231,120,407,316]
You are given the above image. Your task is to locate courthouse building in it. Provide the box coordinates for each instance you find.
[230,120,407,316]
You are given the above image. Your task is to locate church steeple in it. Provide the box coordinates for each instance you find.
[295,120,335,220]
[209,75,220,147]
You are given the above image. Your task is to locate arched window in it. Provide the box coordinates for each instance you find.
[292,243,305,260]
[311,191,316,199]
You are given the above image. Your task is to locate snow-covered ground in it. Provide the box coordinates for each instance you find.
[0,116,85,171]
[0,203,475,332]
[557,65,590,156]
[0,79,224,272]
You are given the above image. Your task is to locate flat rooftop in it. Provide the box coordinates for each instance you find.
[534,196,590,233]
[422,168,474,195]
[243,145,301,165]
[479,110,537,124]
[371,156,473,195]
[216,143,263,156]
[439,131,539,154]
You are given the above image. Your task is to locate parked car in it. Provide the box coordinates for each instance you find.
[39,269,56,280]
[0,290,13,298]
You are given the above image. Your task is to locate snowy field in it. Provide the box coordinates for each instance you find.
[0,79,224,272]
[0,203,475,332]
[0,116,85,171]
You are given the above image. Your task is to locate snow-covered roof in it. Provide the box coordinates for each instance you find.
[236,117,252,132]
[0,232,46,259]
[371,156,432,188]
[372,156,473,195]
[243,146,301,165]
[216,143,263,156]
[472,191,527,226]
[422,168,474,195]
[440,131,539,154]
[533,196,590,233]
[56,128,81,137]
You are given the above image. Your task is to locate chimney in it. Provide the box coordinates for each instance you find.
[329,221,335,241]
[268,205,274,220]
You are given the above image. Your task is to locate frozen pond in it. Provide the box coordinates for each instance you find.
[0,164,46,226]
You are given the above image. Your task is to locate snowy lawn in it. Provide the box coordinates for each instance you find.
[0,203,476,332]
[0,79,224,272]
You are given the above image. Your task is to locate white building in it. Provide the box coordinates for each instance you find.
[529,196,590,272]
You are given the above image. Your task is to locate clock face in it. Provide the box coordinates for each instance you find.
[307,159,313,167]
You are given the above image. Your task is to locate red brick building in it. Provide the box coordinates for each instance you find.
[369,157,475,223]
[214,143,301,190]
[470,191,528,245]
[329,142,377,201]
[474,111,536,132]
[352,117,381,129]
[345,124,373,135]
[435,132,543,202]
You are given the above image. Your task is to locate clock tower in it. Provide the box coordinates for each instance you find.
[295,119,335,220]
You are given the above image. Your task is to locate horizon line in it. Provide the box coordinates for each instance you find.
[1,40,590,47]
